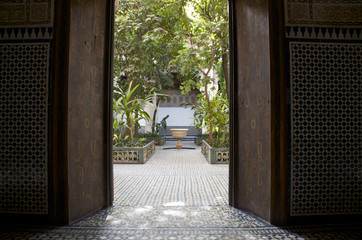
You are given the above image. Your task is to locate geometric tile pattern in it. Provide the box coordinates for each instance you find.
[0,43,49,214]
[114,142,229,206]
[201,141,230,164]
[290,42,362,216]
[216,151,229,163]
[71,205,267,229]
[0,27,53,40]
[1,223,362,240]
[113,142,156,164]
[0,0,53,27]
[1,142,362,238]
[285,26,362,40]
[113,150,140,163]
[159,90,198,107]
[201,141,211,161]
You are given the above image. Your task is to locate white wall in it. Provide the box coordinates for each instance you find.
[157,107,195,126]
[139,107,195,131]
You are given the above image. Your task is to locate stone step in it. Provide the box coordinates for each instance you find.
[165,134,197,141]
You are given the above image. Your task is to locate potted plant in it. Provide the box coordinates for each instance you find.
[201,133,229,164]
[113,82,156,164]
[194,91,229,164]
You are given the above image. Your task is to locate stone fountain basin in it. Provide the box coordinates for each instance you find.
[170,128,189,138]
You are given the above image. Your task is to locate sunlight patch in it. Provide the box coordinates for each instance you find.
[163,201,186,207]
[163,210,186,218]
[134,206,154,214]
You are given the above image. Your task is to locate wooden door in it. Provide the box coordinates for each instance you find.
[50,0,114,224]
[228,0,288,226]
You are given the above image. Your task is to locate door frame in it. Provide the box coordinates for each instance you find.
[105,0,115,208]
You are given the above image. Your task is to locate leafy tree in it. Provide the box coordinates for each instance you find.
[114,0,186,136]
[113,0,229,144]
[176,0,229,142]
[192,91,229,147]
[114,0,184,95]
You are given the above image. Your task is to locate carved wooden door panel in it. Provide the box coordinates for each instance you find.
[50,0,115,224]
[228,0,287,226]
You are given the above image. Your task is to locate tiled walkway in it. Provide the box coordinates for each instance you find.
[1,142,361,239]
[114,141,228,206]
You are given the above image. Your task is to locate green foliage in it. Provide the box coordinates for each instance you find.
[113,82,151,146]
[113,0,229,145]
[175,0,229,93]
[193,91,229,146]
[216,61,227,98]
[113,133,147,147]
[140,114,169,138]
[138,132,160,138]
[114,0,185,98]
[174,0,229,142]
[205,132,229,148]
[156,115,169,134]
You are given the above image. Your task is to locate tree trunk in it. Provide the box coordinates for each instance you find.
[222,52,229,99]
[125,78,135,137]
[134,110,138,138]
[204,83,213,142]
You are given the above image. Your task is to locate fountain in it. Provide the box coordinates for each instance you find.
[170,128,189,150]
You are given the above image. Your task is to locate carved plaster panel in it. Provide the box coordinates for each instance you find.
[285,0,362,26]
[0,0,53,27]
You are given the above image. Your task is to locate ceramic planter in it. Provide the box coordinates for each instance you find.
[201,140,229,164]
[113,141,155,164]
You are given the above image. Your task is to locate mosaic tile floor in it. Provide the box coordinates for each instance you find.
[1,142,361,239]
[113,142,228,206]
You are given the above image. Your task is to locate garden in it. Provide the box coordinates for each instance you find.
[113,0,229,164]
